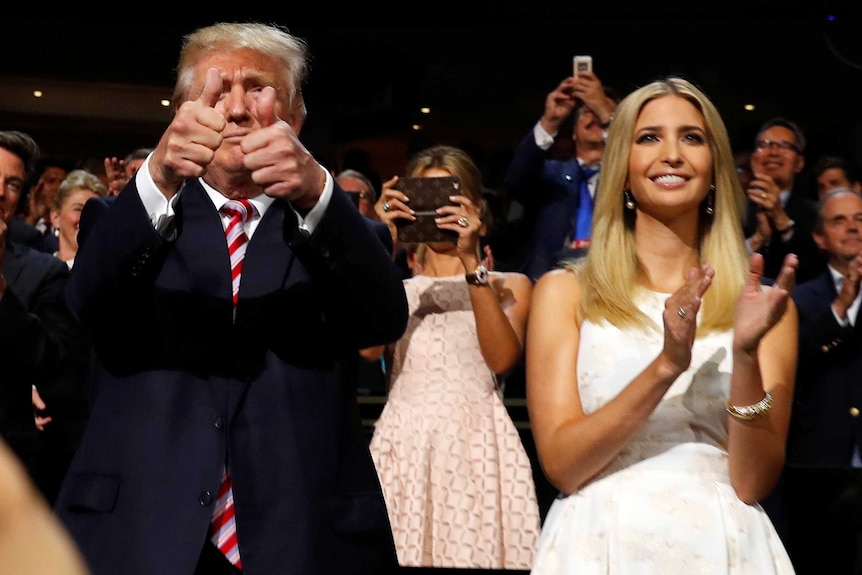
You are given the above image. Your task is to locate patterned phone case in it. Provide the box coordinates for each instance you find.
[394,176,461,244]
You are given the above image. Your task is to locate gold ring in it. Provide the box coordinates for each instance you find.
[678,307,687,318]
[760,192,767,200]
[382,202,391,212]
[458,216,469,228]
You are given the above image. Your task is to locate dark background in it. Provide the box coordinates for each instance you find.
[2,5,861,187]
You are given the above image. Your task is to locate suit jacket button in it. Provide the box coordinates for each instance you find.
[851,407,860,418]
[821,344,830,353]
[214,417,225,430]
[199,491,213,506]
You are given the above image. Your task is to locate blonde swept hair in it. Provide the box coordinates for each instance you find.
[52,169,107,212]
[172,22,309,124]
[567,77,749,334]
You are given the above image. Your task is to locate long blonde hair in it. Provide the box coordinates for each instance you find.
[569,77,749,334]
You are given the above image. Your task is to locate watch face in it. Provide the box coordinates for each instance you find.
[475,266,489,284]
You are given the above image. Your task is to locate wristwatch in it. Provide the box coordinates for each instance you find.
[465,265,489,286]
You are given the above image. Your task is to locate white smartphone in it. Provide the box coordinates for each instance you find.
[573,55,593,78]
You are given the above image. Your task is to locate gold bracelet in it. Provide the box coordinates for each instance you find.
[726,392,774,421]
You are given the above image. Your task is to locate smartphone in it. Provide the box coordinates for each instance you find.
[574,55,593,78]
[393,176,461,244]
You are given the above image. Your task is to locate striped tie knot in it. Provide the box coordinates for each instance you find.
[220,198,254,224]
[220,199,257,312]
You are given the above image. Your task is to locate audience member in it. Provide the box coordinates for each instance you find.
[52,22,408,575]
[0,436,90,574]
[743,117,826,284]
[19,158,70,253]
[778,188,862,574]
[23,169,108,504]
[526,77,797,573]
[49,170,107,268]
[0,130,79,497]
[335,168,378,220]
[369,145,541,569]
[104,147,154,196]
[503,69,619,282]
[814,153,861,199]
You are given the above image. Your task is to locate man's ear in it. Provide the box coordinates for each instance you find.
[812,230,826,251]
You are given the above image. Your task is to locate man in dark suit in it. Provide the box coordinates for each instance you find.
[0,130,79,488]
[743,117,826,285]
[53,22,408,575]
[503,70,618,282]
[778,188,862,573]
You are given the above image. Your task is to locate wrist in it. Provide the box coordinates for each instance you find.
[774,218,795,234]
[599,112,615,129]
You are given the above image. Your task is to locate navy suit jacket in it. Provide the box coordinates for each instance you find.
[55,180,408,575]
[786,271,862,467]
[503,131,589,282]
[0,241,76,459]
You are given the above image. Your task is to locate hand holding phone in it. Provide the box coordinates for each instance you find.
[393,176,461,244]
[573,55,592,78]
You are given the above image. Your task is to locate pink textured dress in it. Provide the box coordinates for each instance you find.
[369,274,541,569]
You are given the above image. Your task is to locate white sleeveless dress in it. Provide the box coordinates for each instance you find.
[531,289,795,575]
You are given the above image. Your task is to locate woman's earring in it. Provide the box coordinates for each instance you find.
[624,189,636,210]
[705,184,715,215]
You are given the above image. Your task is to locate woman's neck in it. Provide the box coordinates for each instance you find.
[420,251,467,278]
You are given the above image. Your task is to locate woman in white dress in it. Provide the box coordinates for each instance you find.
[526,77,798,574]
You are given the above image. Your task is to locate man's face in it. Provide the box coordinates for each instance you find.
[188,49,293,176]
[572,102,609,148]
[750,126,804,190]
[337,176,376,219]
[0,148,27,224]
[816,167,855,199]
[814,191,862,265]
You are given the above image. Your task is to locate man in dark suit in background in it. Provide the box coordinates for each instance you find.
[54,22,408,575]
[743,117,826,285]
[503,69,618,282]
[777,188,862,574]
[0,130,79,490]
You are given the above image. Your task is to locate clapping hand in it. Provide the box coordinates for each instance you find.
[663,264,715,374]
[733,253,798,353]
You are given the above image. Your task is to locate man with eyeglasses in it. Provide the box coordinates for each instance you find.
[743,117,826,284]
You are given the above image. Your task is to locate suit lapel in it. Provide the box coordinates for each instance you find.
[175,182,234,303]
[240,200,295,300]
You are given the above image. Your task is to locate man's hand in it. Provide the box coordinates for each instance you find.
[834,253,862,320]
[149,67,226,198]
[539,78,578,135]
[747,172,792,230]
[32,387,52,431]
[571,70,615,124]
[241,86,325,210]
[104,156,128,196]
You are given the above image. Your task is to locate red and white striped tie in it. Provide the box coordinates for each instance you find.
[211,198,254,570]
[221,198,254,313]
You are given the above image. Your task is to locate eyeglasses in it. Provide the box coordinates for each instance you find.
[754,139,800,154]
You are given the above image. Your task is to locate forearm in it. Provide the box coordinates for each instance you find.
[539,356,680,494]
[472,287,523,374]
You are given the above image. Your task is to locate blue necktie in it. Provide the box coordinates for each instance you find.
[573,163,599,242]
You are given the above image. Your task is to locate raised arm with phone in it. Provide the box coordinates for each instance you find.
[502,57,620,281]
